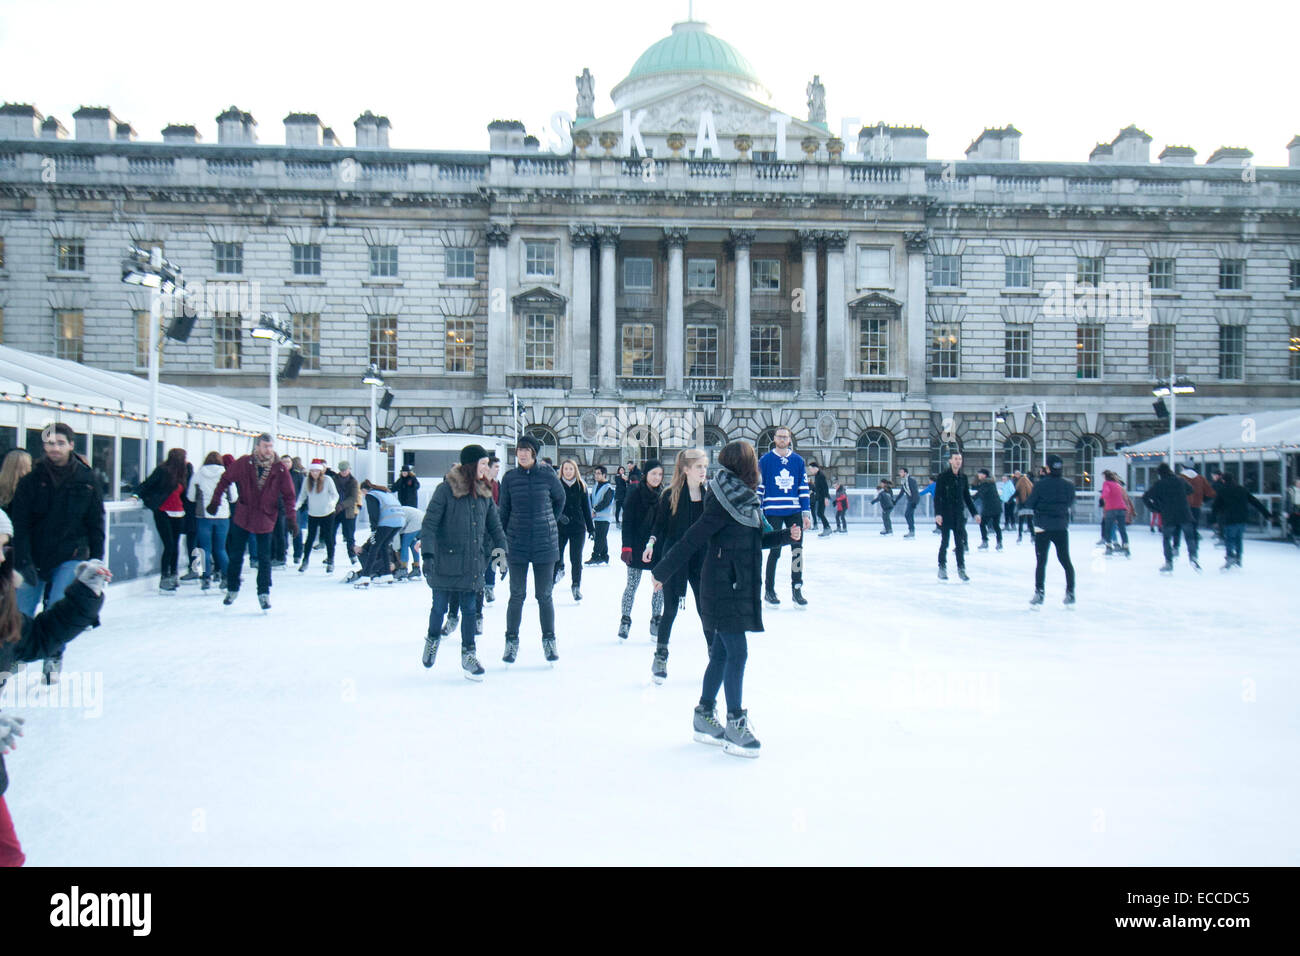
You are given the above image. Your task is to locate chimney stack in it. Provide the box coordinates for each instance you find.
[1205,146,1253,167]
[1158,145,1196,165]
[216,106,257,145]
[73,106,117,141]
[162,123,201,144]
[115,121,136,142]
[1287,135,1299,167]
[0,103,43,139]
[964,125,1020,161]
[487,119,527,152]
[284,112,323,147]
[354,111,391,148]
[41,115,68,140]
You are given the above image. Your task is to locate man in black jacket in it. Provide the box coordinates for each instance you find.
[808,460,832,536]
[1210,472,1273,569]
[1142,463,1198,572]
[1023,455,1076,605]
[974,468,1004,550]
[497,435,565,664]
[934,452,979,580]
[896,467,919,537]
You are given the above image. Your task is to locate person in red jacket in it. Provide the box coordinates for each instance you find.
[208,433,297,610]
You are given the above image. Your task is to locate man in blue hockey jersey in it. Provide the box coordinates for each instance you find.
[759,425,812,606]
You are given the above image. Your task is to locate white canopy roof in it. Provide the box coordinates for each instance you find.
[0,344,355,448]
[1122,408,1300,459]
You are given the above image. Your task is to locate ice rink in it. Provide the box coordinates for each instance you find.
[5,523,1299,865]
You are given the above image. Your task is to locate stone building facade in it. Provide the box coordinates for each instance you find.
[2,20,1299,488]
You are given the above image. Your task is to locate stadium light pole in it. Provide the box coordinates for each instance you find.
[363,364,385,482]
[121,244,185,472]
[1153,373,1196,467]
[252,312,294,444]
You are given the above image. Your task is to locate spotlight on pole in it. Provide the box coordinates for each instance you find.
[251,311,292,344]
[378,388,395,411]
[362,364,385,387]
[1152,398,1169,419]
[995,406,1009,424]
[278,347,304,382]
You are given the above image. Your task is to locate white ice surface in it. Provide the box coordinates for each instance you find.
[5,526,1299,865]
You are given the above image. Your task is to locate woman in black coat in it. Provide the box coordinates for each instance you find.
[652,441,798,759]
[553,459,595,599]
[617,459,665,640]
[0,510,110,866]
[136,448,191,592]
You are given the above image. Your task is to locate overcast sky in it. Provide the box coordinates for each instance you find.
[1,0,1295,165]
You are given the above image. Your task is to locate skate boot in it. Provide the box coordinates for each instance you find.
[572,584,582,602]
[764,587,780,605]
[1189,557,1201,572]
[42,656,62,686]
[201,576,212,591]
[723,710,760,758]
[484,584,495,604]
[819,527,832,537]
[652,644,669,685]
[159,575,179,592]
[1030,589,1045,606]
[1159,561,1173,573]
[352,576,370,589]
[323,560,334,574]
[978,542,989,551]
[179,570,200,583]
[957,567,970,582]
[693,704,726,746]
[649,614,661,638]
[791,585,807,606]
[503,635,519,664]
[461,648,485,682]
[618,615,632,640]
[937,565,948,580]
[299,556,310,573]
[223,589,238,605]
[996,542,1004,551]
[422,634,440,668]
[258,593,271,612]
[903,531,915,539]
[441,611,459,636]
[542,635,558,664]
[1063,590,1076,606]
[553,564,565,585]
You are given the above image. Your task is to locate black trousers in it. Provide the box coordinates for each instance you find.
[556,524,587,586]
[362,526,399,578]
[302,514,336,564]
[592,520,611,561]
[226,524,273,594]
[835,509,847,531]
[658,561,705,648]
[814,498,830,531]
[764,513,803,588]
[901,498,916,534]
[505,560,556,638]
[938,519,968,568]
[1034,529,1075,592]
[152,511,184,577]
[979,513,1003,546]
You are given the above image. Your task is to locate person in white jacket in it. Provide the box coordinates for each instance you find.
[187,452,237,590]
[296,459,340,573]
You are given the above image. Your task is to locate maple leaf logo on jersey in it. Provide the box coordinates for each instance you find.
[776,468,794,493]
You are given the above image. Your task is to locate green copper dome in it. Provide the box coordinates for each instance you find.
[623,21,761,86]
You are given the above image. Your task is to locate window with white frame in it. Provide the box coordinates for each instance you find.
[1004,327,1030,379]
[369,314,398,371]
[751,325,781,376]
[857,247,891,287]
[687,258,717,292]
[1218,325,1244,380]
[1003,435,1032,474]
[751,259,780,292]
[291,313,320,371]
[621,323,655,376]
[1290,260,1300,291]
[523,312,556,371]
[369,245,398,277]
[1148,257,1174,290]
[212,312,242,369]
[855,429,893,484]
[446,248,475,280]
[1004,255,1032,288]
[524,240,556,279]
[857,317,889,375]
[930,324,959,379]
[1148,324,1175,380]
[214,242,243,275]
[445,318,474,373]
[686,325,718,376]
[292,243,322,276]
[54,310,83,362]
[1076,256,1103,287]
[1076,325,1103,379]
[930,254,961,288]
[622,257,653,291]
[56,240,85,272]
[1076,435,1103,489]
[1218,259,1244,291]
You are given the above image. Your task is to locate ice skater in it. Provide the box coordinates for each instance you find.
[895,467,919,537]
[1209,472,1273,569]
[934,452,978,581]
[974,468,1003,550]
[834,483,848,532]
[1023,455,1076,606]
[759,426,811,607]
[497,435,565,664]
[553,459,594,600]
[643,449,709,684]
[1143,463,1199,573]
[1099,470,1131,556]
[618,458,665,640]
[296,459,339,573]
[873,480,895,535]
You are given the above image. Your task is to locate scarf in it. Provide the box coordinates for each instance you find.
[44,457,76,488]
[254,452,275,490]
[709,466,761,528]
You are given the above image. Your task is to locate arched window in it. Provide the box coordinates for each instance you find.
[701,426,728,462]
[1003,434,1032,475]
[622,424,660,469]
[1076,435,1104,488]
[855,430,893,486]
[523,424,559,465]
[930,436,963,480]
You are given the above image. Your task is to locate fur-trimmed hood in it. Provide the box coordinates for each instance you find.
[444,465,494,499]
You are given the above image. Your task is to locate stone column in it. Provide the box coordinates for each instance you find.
[904,229,929,395]
[824,230,848,397]
[799,230,820,394]
[663,226,688,396]
[486,222,510,395]
[730,229,755,397]
[597,225,620,397]
[569,225,595,391]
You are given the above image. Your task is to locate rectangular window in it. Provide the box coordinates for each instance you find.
[1290,326,1300,382]
[751,325,781,376]
[1004,256,1032,289]
[523,312,556,371]
[1218,325,1244,380]
[291,313,320,371]
[685,325,718,376]
[1004,327,1030,380]
[214,242,243,275]
[446,248,475,280]
[524,240,556,278]
[1148,325,1175,380]
[1218,258,1244,291]
[56,239,86,272]
[369,315,398,371]
[930,254,961,288]
[752,259,780,292]
[857,247,891,287]
[1076,325,1103,379]
[857,317,889,375]
[1077,256,1103,287]
[445,318,474,373]
[687,258,717,292]
[1148,257,1174,290]
[54,310,83,362]
[622,257,653,291]
[369,245,399,278]
[1290,260,1300,292]
[292,243,322,276]
[621,323,655,375]
[213,313,242,369]
[930,324,959,379]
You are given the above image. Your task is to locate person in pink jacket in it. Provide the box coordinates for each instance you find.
[1100,470,1131,555]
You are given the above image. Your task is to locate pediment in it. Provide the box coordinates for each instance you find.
[848,292,903,312]
[512,286,567,310]
[578,80,824,138]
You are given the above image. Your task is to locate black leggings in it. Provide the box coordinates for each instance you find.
[153,511,184,577]
[557,524,587,586]
[979,513,1002,546]
[1033,529,1075,592]
[302,514,336,563]
[657,561,704,647]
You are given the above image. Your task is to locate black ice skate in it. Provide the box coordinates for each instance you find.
[618,615,631,640]
[223,589,238,605]
[1030,589,1045,607]
[937,565,948,580]
[1159,562,1173,573]
[503,635,519,664]
[542,636,558,664]
[957,567,970,582]
[723,710,760,758]
[791,585,807,606]
[1063,590,1076,607]
[441,611,459,636]
[764,588,780,605]
[258,593,271,612]
[422,634,440,669]
[649,614,661,638]
[572,584,582,602]
[652,645,668,685]
[461,648,485,682]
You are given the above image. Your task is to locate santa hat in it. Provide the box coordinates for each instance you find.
[309,458,326,472]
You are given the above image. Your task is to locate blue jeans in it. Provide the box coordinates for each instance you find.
[195,517,230,581]
[429,589,477,649]
[17,559,83,617]
[1223,523,1245,562]
[701,629,748,717]
[1102,509,1128,546]
[399,531,419,564]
